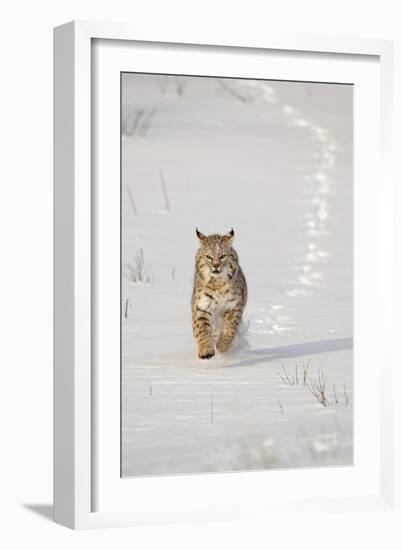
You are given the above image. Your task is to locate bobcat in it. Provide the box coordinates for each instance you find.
[192,228,247,359]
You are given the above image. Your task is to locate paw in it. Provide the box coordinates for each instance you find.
[216,337,231,353]
[198,346,215,360]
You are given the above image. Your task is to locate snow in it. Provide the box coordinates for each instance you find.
[121,74,353,477]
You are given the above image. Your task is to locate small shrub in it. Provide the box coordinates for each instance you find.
[278,361,350,409]
[125,249,152,283]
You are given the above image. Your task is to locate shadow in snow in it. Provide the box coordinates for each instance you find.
[225,337,352,368]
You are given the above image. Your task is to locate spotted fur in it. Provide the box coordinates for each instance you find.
[191,228,247,359]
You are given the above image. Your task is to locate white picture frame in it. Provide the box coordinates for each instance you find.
[54,20,395,529]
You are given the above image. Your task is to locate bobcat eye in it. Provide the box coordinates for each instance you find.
[219,255,227,260]
[205,255,213,261]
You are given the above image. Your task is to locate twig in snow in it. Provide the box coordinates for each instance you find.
[277,360,311,387]
[122,107,145,136]
[343,383,350,407]
[126,187,137,216]
[332,384,339,404]
[153,76,168,94]
[138,107,156,136]
[122,106,156,137]
[218,79,250,103]
[307,368,329,407]
[159,169,171,212]
[124,249,152,283]
[277,364,295,385]
[175,76,188,96]
[302,358,311,386]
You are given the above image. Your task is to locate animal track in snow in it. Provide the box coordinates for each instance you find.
[249,304,293,335]
[229,81,337,320]
[256,84,336,297]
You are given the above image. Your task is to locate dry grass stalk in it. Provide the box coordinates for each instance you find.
[307,368,328,407]
[159,169,171,212]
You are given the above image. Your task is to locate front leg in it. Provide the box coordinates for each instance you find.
[216,308,242,353]
[192,307,215,359]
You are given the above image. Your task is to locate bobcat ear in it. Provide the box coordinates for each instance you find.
[223,228,235,242]
[196,228,206,241]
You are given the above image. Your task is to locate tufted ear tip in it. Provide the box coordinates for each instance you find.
[196,228,206,241]
[223,228,235,241]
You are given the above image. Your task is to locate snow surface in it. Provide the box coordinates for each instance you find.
[121,74,353,477]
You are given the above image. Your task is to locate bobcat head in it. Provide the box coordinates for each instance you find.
[195,228,237,279]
